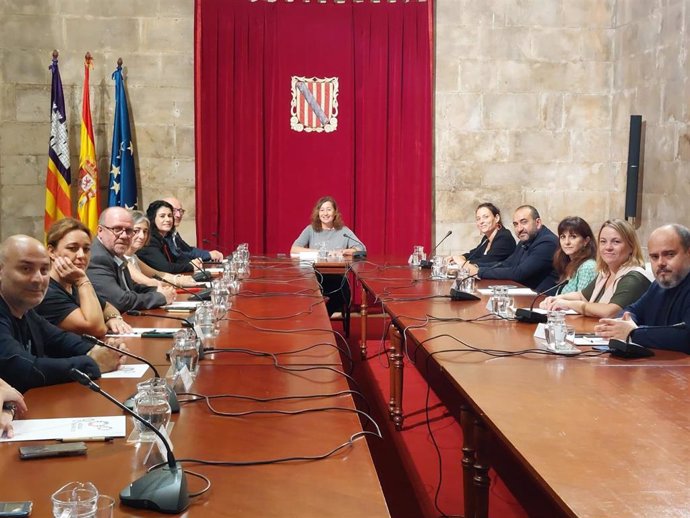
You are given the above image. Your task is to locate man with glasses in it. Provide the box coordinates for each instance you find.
[163,197,224,262]
[87,207,173,312]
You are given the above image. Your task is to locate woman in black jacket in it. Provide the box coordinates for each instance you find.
[448,202,516,267]
[136,200,202,274]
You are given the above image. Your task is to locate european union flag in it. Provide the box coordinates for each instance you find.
[108,62,137,209]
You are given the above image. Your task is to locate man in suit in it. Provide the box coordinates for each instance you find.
[466,205,559,293]
[87,207,172,312]
[163,197,223,262]
[0,235,123,393]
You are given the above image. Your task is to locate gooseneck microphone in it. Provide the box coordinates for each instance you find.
[83,334,160,378]
[126,309,193,328]
[153,274,210,302]
[514,279,570,324]
[420,230,453,269]
[83,334,180,413]
[608,322,686,358]
[69,369,190,514]
[342,233,367,260]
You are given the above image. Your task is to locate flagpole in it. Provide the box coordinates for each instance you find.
[108,56,137,209]
[78,51,100,235]
[44,48,73,235]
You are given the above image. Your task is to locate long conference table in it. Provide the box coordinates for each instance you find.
[0,260,390,517]
[351,259,690,518]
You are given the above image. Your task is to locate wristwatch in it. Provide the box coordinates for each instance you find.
[2,402,17,419]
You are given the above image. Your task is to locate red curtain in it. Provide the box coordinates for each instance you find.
[194,0,433,255]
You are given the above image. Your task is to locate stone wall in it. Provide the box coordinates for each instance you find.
[434,0,617,255]
[434,0,689,255]
[0,0,196,241]
[1,0,688,253]
[611,0,690,247]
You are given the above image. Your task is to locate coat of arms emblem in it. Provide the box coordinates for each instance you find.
[290,76,338,133]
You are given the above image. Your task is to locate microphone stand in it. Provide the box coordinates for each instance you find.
[420,230,452,269]
[126,310,194,328]
[514,279,570,324]
[341,233,367,260]
[154,274,210,302]
[69,369,190,514]
[191,261,213,282]
[83,334,180,413]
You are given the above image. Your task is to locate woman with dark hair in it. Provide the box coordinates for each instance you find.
[542,219,651,317]
[36,217,132,336]
[449,202,515,266]
[290,196,365,256]
[551,216,597,294]
[136,200,203,274]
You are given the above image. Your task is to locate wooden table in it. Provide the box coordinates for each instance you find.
[0,262,389,517]
[352,260,690,518]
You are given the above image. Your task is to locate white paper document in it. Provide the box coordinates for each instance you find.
[163,301,201,310]
[520,307,578,315]
[101,363,150,379]
[478,287,537,296]
[1,416,127,442]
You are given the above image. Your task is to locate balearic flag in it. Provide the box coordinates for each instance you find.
[77,53,100,235]
[44,51,72,234]
[108,59,137,209]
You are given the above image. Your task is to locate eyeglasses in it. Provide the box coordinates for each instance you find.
[173,208,186,216]
[101,225,135,237]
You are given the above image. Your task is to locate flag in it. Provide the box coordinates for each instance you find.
[77,53,100,235]
[44,53,72,234]
[108,61,137,208]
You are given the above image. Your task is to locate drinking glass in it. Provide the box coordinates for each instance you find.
[51,482,99,518]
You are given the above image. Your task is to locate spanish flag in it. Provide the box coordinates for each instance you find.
[77,53,100,235]
[44,51,72,234]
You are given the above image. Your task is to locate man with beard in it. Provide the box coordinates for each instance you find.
[467,205,559,293]
[595,224,690,353]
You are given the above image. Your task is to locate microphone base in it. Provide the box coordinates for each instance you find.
[352,251,367,260]
[514,309,548,324]
[608,339,655,359]
[450,288,480,301]
[419,260,432,269]
[192,271,213,282]
[120,463,190,514]
[194,288,212,301]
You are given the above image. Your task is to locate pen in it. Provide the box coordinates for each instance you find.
[59,437,115,442]
[166,309,193,313]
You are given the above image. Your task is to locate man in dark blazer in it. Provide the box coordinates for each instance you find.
[0,235,123,392]
[87,207,170,312]
[468,205,559,293]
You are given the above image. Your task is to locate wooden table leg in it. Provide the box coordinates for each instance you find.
[473,417,491,518]
[460,405,476,518]
[359,284,368,360]
[388,325,404,430]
